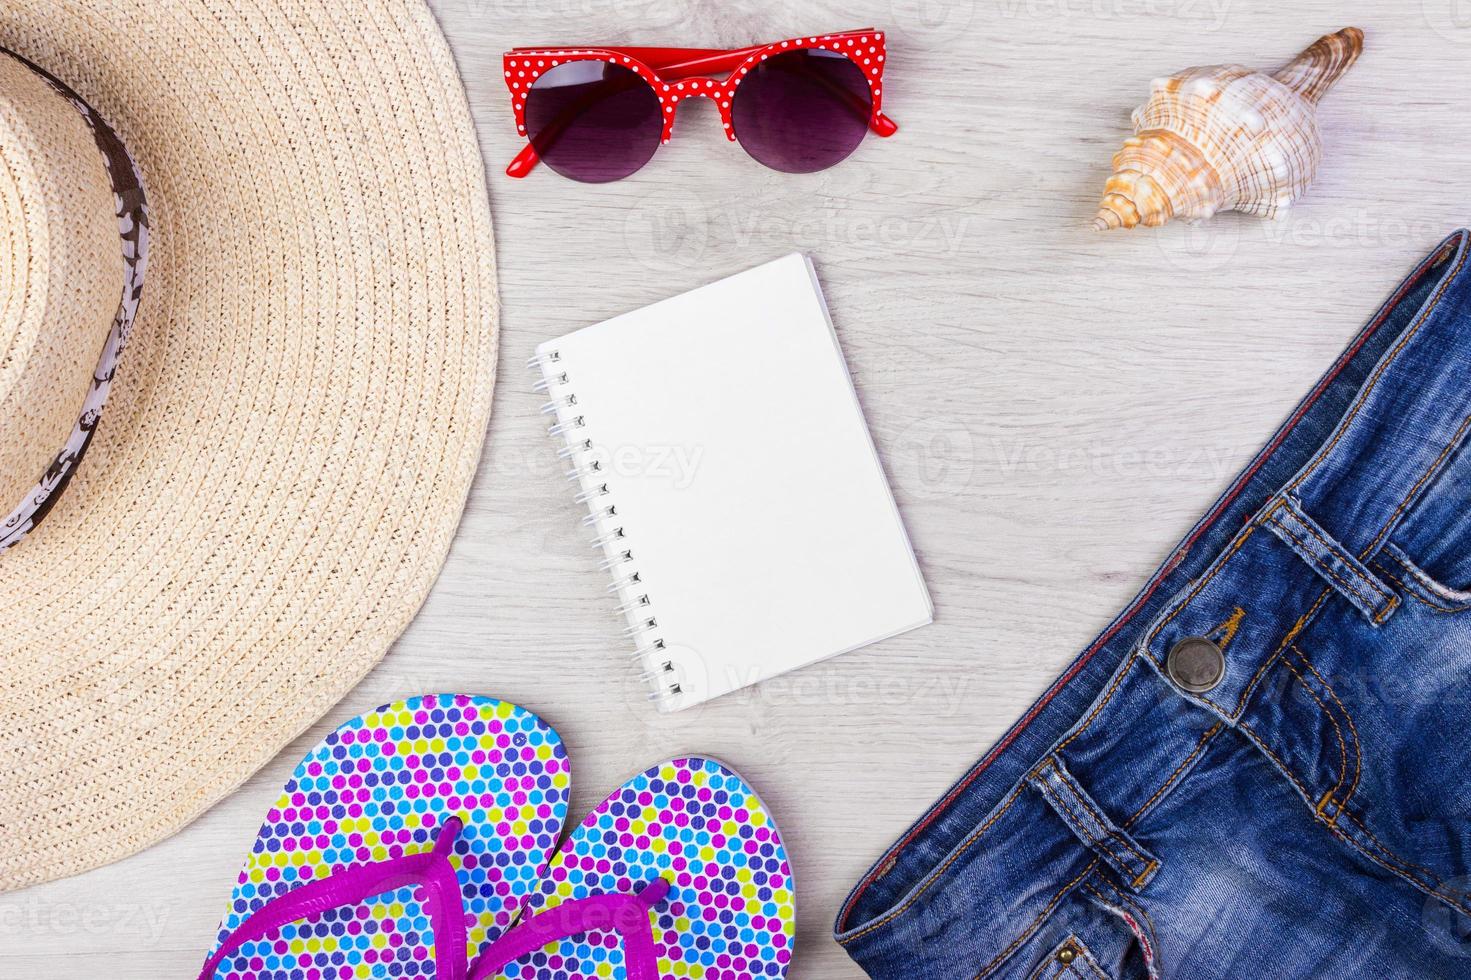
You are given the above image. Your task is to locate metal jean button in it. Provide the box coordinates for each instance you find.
[1166,637,1225,693]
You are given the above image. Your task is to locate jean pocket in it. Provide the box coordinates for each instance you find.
[1385,430,1471,595]
[1027,936,1112,980]
[1376,543,1471,615]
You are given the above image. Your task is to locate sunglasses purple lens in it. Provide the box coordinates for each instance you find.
[524,61,663,183]
[731,49,873,174]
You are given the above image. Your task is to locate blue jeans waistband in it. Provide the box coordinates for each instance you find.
[835,230,1471,972]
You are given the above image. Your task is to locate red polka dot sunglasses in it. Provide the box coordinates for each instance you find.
[503,28,897,183]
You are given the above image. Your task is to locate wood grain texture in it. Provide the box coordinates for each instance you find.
[4,1,1470,975]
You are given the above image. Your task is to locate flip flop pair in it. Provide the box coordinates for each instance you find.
[197,695,795,980]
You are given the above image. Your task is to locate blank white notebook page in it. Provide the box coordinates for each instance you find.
[538,253,931,711]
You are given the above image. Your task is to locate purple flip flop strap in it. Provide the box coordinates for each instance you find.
[467,878,671,980]
[197,817,470,980]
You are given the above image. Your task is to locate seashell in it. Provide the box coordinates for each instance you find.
[1094,27,1364,231]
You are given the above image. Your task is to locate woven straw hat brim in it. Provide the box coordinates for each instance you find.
[0,1,498,889]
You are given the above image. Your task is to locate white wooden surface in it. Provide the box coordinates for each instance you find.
[5,1,1471,976]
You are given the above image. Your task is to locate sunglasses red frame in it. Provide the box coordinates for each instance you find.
[502,28,897,179]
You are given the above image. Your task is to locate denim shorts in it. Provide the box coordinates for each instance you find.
[836,231,1471,979]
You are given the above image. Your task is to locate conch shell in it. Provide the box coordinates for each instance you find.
[1094,27,1363,231]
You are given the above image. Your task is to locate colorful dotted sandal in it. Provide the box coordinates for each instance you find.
[198,694,572,980]
[469,756,796,980]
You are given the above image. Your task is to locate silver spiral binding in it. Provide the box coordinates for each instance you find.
[574,482,610,505]
[560,440,593,462]
[583,504,616,528]
[566,460,602,483]
[598,549,633,571]
[541,394,578,415]
[613,593,650,615]
[532,371,567,395]
[605,569,640,591]
[530,350,682,708]
[590,527,626,549]
[628,637,665,659]
[622,617,658,637]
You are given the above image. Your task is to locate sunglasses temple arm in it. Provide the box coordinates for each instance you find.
[507,142,541,178]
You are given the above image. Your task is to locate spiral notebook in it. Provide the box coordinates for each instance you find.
[532,254,931,711]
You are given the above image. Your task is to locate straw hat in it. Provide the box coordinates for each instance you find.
[0,2,498,889]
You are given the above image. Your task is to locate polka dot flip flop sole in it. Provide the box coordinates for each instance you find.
[471,757,796,980]
[198,694,572,980]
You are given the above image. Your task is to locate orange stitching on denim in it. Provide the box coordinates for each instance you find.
[1233,588,1332,716]
[1055,648,1144,755]
[1244,716,1441,894]
[1279,656,1350,816]
[1084,811,1154,884]
[1265,514,1394,615]
[973,859,1099,980]
[1240,719,1471,920]
[1372,560,1467,614]
[1059,522,1255,723]
[1275,504,1339,562]
[1034,775,1129,870]
[1121,892,1162,977]
[1145,525,1260,654]
[1385,547,1471,609]
[1032,769,1146,879]
[1040,758,1155,873]
[840,783,1028,945]
[1373,594,1401,625]
[1126,723,1223,826]
[1336,810,1471,918]
[1078,947,1111,980]
[1286,245,1469,497]
[1083,879,1162,978]
[1337,809,1442,887]
[1341,818,1471,918]
[1358,412,1471,561]
[1386,546,1461,597]
[1338,811,1471,918]
[862,360,1466,954]
[967,246,1467,970]
[1291,646,1363,805]
[1271,510,1402,628]
[1355,844,1471,920]
[1135,525,1260,715]
[1271,509,1396,608]
[1081,877,1121,907]
[1074,961,1105,980]
[1211,607,1247,651]
[1032,937,1107,980]
[1236,719,1317,805]
[1341,825,1441,894]
[1372,561,1437,608]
